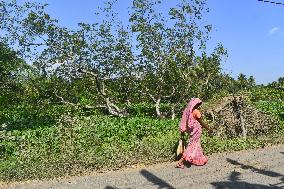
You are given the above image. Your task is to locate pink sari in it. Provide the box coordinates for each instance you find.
[179,98,208,166]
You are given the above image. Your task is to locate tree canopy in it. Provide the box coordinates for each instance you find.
[0,0,259,118]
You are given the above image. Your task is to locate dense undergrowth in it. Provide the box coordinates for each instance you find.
[0,89,284,181]
[0,123,283,182]
[1,114,283,181]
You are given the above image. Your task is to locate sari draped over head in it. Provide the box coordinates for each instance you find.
[179,98,208,166]
[179,98,202,132]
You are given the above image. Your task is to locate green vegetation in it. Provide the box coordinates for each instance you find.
[0,115,179,180]
[0,0,283,181]
[255,101,284,120]
[1,110,283,181]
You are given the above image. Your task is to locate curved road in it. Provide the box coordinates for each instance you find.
[3,145,284,189]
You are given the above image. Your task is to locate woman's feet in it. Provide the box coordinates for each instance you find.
[175,163,185,169]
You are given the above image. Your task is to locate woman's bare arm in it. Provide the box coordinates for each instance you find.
[197,118,213,134]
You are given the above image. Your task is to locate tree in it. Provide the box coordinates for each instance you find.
[0,43,29,106]
[130,0,177,118]
[237,74,256,90]
[189,44,228,100]
[268,77,284,90]
[1,0,230,119]
[0,0,135,117]
[129,0,222,118]
[247,76,256,89]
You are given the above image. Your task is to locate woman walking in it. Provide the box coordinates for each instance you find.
[176,98,212,169]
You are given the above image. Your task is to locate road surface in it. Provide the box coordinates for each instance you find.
[3,145,284,189]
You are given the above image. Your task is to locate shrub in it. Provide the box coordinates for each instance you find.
[0,115,180,180]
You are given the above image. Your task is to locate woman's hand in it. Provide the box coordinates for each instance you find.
[180,132,185,139]
[198,118,211,132]
[208,128,213,136]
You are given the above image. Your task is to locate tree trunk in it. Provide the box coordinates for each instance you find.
[239,111,247,138]
[155,97,163,118]
[171,104,176,120]
[78,69,128,117]
[105,97,128,117]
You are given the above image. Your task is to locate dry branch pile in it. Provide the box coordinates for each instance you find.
[203,95,279,138]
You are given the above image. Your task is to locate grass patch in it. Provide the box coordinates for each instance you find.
[1,114,283,181]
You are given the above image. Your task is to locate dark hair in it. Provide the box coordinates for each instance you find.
[193,102,202,110]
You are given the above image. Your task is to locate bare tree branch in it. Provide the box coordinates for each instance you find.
[162,87,175,98]
[78,69,128,117]
[54,91,78,107]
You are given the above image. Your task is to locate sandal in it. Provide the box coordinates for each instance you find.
[175,163,185,169]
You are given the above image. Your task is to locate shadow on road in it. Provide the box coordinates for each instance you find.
[105,186,119,189]
[226,158,284,178]
[140,169,175,189]
[280,152,284,155]
[211,158,284,189]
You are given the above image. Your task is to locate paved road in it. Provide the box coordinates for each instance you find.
[3,145,284,189]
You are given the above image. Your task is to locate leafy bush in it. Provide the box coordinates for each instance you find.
[0,115,180,180]
[1,111,283,181]
[250,87,284,102]
[254,100,284,122]
[0,104,74,131]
